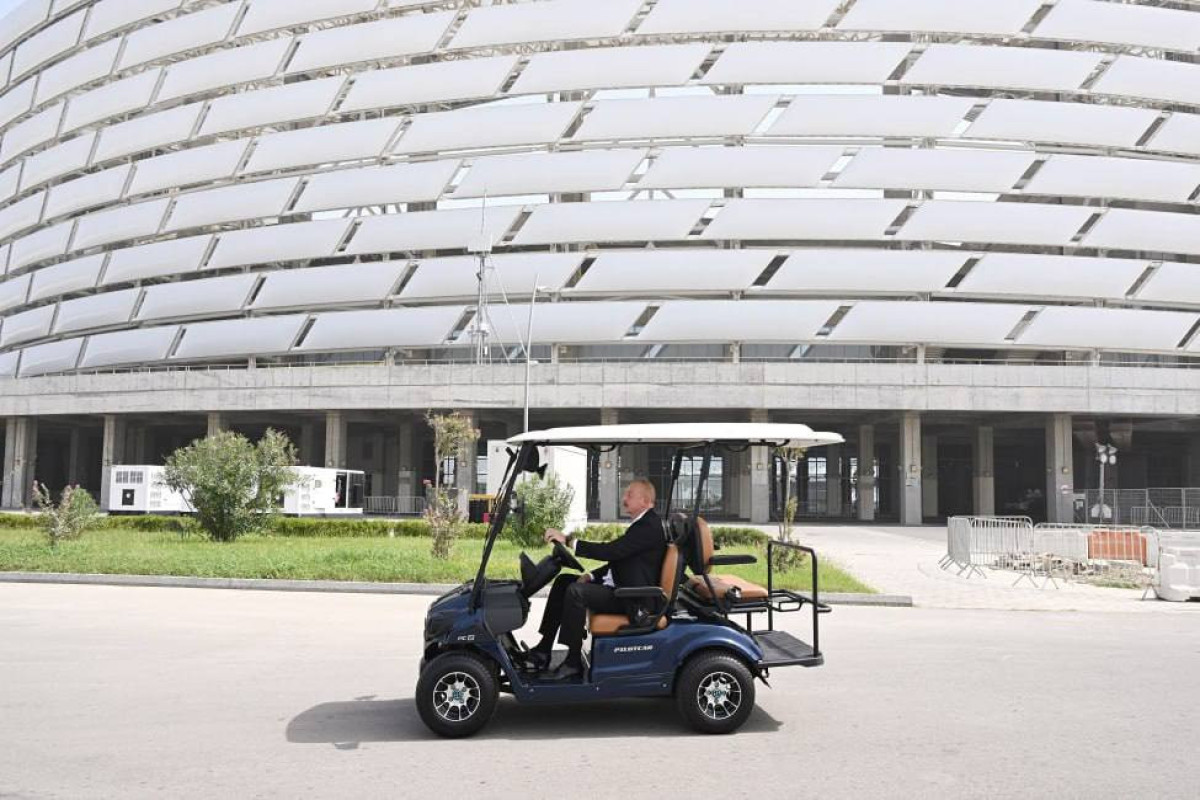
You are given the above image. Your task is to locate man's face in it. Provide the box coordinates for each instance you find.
[622,484,651,517]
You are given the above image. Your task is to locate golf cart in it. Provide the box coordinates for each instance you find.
[415,423,842,737]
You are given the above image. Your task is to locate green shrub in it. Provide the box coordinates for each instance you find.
[578,522,768,549]
[0,512,42,528]
[32,483,100,547]
[506,473,575,547]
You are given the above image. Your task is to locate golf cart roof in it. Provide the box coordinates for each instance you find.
[507,423,843,449]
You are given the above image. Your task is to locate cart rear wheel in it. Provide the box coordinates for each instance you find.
[675,652,756,734]
[416,652,498,738]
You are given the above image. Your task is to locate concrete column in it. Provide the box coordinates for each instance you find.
[749,409,771,524]
[299,422,316,467]
[598,409,619,521]
[396,418,416,500]
[921,434,938,518]
[1045,413,1075,523]
[132,426,148,464]
[99,415,126,511]
[455,411,477,516]
[67,428,83,485]
[900,412,923,526]
[1185,435,1200,486]
[206,412,225,437]
[857,424,876,522]
[826,443,843,517]
[2,419,17,509]
[324,411,346,469]
[3,417,37,509]
[973,425,996,516]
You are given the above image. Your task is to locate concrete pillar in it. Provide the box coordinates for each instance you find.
[299,422,316,467]
[1186,435,1200,486]
[325,411,346,469]
[3,417,37,509]
[749,409,770,524]
[99,415,126,511]
[857,424,876,522]
[973,426,996,516]
[67,428,83,485]
[900,412,922,526]
[826,443,843,518]
[921,434,938,518]
[598,409,619,520]
[455,410,477,516]
[206,412,226,437]
[397,418,416,500]
[1045,413,1074,523]
[132,426,148,464]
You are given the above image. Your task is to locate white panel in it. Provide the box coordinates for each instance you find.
[295,160,458,213]
[574,96,777,141]
[341,56,517,113]
[243,118,399,174]
[393,101,581,155]
[207,220,350,269]
[640,300,838,343]
[34,37,120,104]
[0,51,11,89]
[1026,155,1200,204]
[965,99,1159,150]
[648,143,844,190]
[956,254,1146,301]
[73,199,168,250]
[1085,209,1200,257]
[904,45,1101,93]
[165,178,298,232]
[769,96,975,138]
[347,207,522,255]
[0,192,45,241]
[252,262,404,311]
[704,42,910,86]
[1151,114,1200,157]
[452,0,643,48]
[93,104,202,163]
[129,141,249,196]
[51,0,89,15]
[287,13,454,73]
[238,0,376,36]
[0,242,8,274]
[1092,57,1200,107]
[829,301,1028,346]
[12,9,84,79]
[1,103,64,162]
[841,0,1042,36]
[137,273,255,320]
[1035,0,1200,53]
[401,253,581,300]
[86,0,183,40]
[1021,307,1196,352]
[0,272,31,312]
[20,130,93,189]
[81,325,180,368]
[765,250,967,294]
[298,305,464,351]
[102,234,212,285]
[703,199,908,241]
[174,315,307,359]
[0,349,17,378]
[18,337,82,376]
[55,287,139,333]
[119,2,240,69]
[1139,263,1200,306]
[0,0,51,56]
[513,200,710,246]
[9,220,72,270]
[639,0,839,35]
[0,163,17,203]
[200,77,343,137]
[897,201,1095,247]
[44,164,130,218]
[572,250,772,295]
[0,303,55,346]
[453,149,644,198]
[836,148,1035,193]
[27,253,103,300]
[463,302,645,346]
[0,77,34,128]
[159,39,289,102]
[512,44,710,94]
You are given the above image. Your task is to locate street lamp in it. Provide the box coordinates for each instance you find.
[1092,442,1118,522]
[523,277,548,433]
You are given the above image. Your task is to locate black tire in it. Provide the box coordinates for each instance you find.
[415,651,499,738]
[675,651,756,735]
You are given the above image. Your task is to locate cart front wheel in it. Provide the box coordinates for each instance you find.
[675,652,756,734]
[416,652,498,738]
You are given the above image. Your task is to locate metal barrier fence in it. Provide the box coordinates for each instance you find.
[364,496,426,516]
[941,516,1033,578]
[1079,488,1200,529]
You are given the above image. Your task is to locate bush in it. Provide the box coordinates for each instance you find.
[31,483,99,547]
[578,522,769,549]
[0,512,42,528]
[269,517,489,539]
[506,473,575,547]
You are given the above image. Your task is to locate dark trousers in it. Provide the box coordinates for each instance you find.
[538,574,624,654]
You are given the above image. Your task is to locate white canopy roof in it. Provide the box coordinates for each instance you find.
[508,423,843,449]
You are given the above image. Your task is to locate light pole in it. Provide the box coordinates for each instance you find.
[523,277,546,433]
[1093,442,1118,522]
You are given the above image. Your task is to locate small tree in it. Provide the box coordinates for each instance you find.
[424,411,480,560]
[773,446,809,574]
[32,482,99,547]
[506,472,575,548]
[163,428,298,543]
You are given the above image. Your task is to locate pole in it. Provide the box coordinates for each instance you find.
[523,275,540,433]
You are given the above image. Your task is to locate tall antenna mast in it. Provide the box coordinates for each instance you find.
[468,192,493,365]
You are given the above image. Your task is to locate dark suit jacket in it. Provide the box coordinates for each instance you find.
[575,509,666,608]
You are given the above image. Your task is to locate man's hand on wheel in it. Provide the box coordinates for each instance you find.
[576,573,592,584]
[543,528,567,546]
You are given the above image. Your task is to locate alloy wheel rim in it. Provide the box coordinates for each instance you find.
[433,671,481,722]
[696,670,742,721]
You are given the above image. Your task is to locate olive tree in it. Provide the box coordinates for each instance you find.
[773,446,809,573]
[424,411,479,560]
[32,483,99,547]
[506,472,575,548]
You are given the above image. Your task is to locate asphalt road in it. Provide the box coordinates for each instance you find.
[1,584,1196,799]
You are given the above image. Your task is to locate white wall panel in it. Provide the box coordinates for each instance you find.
[119,2,241,69]
[765,250,967,294]
[0,303,55,346]
[1020,307,1197,352]
[0,77,34,128]
[572,250,772,295]
[27,253,103,300]
[956,254,1146,301]
[0,272,31,312]
[73,199,168,250]
[295,160,457,213]
[1026,155,1200,204]
[454,149,644,198]
[769,96,975,138]
[347,207,522,255]
[704,199,908,241]
[207,220,350,269]
[93,105,202,163]
[639,299,838,343]
[1084,209,1200,257]
[244,118,398,175]
[137,273,256,320]
[174,315,307,359]
[466,301,646,345]
[840,0,1042,36]
[0,50,12,89]
[0,350,17,378]
[639,0,839,35]
[1139,263,1200,306]
[836,148,1035,193]
[341,56,518,113]
[199,78,343,137]
[252,261,404,310]
[897,201,1095,247]
[9,219,71,270]
[514,200,710,246]
[1092,57,1200,107]
[704,42,910,86]
[0,164,16,204]
[18,337,82,375]
[159,39,290,102]
[904,44,1101,93]
[34,37,119,104]
[44,164,130,218]
[1,103,64,162]
[0,0,51,56]
[640,145,839,190]
[829,301,1027,346]
[165,178,298,232]
[81,325,179,368]
[393,102,581,155]
[238,0,376,36]
[0,192,45,241]
[12,9,84,80]
[1035,0,1200,53]
[288,13,454,73]
[20,130,93,189]
[1150,114,1200,157]
[298,305,464,351]
[86,0,183,40]
[54,287,138,332]
[513,44,710,94]
[574,96,777,141]
[102,234,212,284]
[965,99,1159,149]
[129,141,249,196]
[401,253,581,300]
[452,0,643,48]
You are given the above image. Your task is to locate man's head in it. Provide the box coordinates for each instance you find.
[622,479,656,518]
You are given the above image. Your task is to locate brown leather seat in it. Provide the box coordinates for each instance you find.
[686,518,769,601]
[588,543,678,636]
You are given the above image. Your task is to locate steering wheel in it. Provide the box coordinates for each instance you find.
[552,539,584,572]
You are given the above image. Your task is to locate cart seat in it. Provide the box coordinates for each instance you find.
[589,543,678,636]
[685,518,769,602]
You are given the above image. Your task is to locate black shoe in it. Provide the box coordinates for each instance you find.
[525,649,551,671]
[545,661,583,682]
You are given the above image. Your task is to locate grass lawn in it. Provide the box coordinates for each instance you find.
[0,527,875,594]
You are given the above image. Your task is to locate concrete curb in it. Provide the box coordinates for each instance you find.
[0,571,912,606]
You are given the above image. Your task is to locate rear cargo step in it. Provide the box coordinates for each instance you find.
[754,630,823,668]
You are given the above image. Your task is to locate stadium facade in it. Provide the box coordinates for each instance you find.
[2,0,1200,525]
